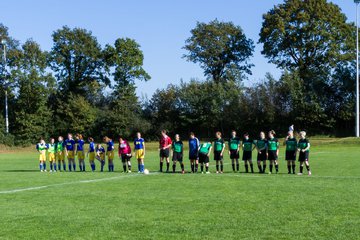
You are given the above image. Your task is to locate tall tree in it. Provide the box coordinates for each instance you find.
[183,19,254,83]
[49,26,109,102]
[259,0,354,90]
[11,40,55,145]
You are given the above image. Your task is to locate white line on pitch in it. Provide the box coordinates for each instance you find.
[0,173,158,194]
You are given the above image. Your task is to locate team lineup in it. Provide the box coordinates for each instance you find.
[36,128,312,176]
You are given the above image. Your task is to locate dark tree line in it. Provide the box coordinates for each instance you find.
[0,0,357,145]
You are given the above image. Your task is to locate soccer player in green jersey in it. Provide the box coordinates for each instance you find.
[267,130,279,174]
[172,134,185,174]
[255,132,267,173]
[214,132,225,174]
[198,141,212,174]
[56,136,66,171]
[284,130,297,174]
[242,133,255,173]
[228,130,241,172]
[297,131,312,176]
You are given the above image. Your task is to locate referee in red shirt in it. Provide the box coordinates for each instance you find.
[159,130,172,172]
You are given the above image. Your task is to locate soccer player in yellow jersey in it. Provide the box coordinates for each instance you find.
[47,138,57,172]
[56,136,66,171]
[36,138,47,172]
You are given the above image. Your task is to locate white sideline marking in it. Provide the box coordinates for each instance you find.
[0,173,157,194]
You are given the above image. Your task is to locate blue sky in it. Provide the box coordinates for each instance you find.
[1,0,356,98]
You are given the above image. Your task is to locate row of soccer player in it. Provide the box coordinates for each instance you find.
[36,129,311,175]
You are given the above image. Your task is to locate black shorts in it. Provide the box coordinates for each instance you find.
[257,151,267,161]
[285,151,296,161]
[189,152,198,160]
[242,151,252,161]
[198,153,209,163]
[230,150,239,159]
[172,152,183,162]
[160,149,170,158]
[121,154,132,163]
[214,151,223,161]
[268,150,278,160]
[298,151,309,162]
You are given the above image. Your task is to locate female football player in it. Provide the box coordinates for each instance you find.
[47,138,57,172]
[297,131,312,176]
[255,132,267,173]
[134,132,145,173]
[242,133,255,173]
[65,133,76,171]
[104,136,115,172]
[95,143,106,172]
[172,134,184,174]
[267,130,279,174]
[284,130,297,174]
[188,132,200,173]
[56,136,66,171]
[87,137,96,171]
[228,130,241,172]
[36,138,47,172]
[119,137,132,173]
[198,141,212,174]
[76,134,85,172]
[214,132,225,174]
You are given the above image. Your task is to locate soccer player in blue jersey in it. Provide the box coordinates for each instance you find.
[134,132,145,173]
[76,134,86,172]
[95,143,106,172]
[104,136,115,172]
[188,132,200,173]
[65,133,76,171]
[87,137,96,172]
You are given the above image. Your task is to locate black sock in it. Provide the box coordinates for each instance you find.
[123,165,127,172]
[245,164,249,173]
[263,165,267,173]
[220,164,223,172]
[232,164,235,171]
[181,163,184,171]
[287,165,291,173]
[216,164,219,171]
[292,164,295,173]
[195,164,198,172]
[191,163,194,173]
[201,165,204,172]
[205,166,209,172]
[128,164,131,171]
[250,164,254,173]
[166,162,170,171]
[270,164,273,173]
[258,165,262,173]
[300,166,304,173]
[306,165,310,171]
[236,164,239,171]
[275,164,279,173]
[172,164,176,173]
[160,162,163,172]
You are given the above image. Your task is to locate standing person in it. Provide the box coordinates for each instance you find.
[188,132,200,173]
[284,130,297,174]
[36,138,47,172]
[255,132,267,173]
[228,130,241,172]
[214,132,225,174]
[198,141,212,174]
[172,134,185,174]
[297,131,312,176]
[159,130,172,172]
[76,134,86,172]
[134,132,145,173]
[65,133,76,171]
[95,143,106,172]
[118,137,132,173]
[104,136,115,172]
[242,133,255,173]
[87,137,96,172]
[47,138,57,172]
[56,136,66,171]
[267,130,279,174]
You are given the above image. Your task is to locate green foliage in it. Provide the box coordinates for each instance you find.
[184,19,254,83]
[49,26,109,102]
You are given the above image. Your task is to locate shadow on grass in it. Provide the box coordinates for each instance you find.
[2,169,42,172]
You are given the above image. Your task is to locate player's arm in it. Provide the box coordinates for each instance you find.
[237,141,240,153]
[276,141,280,156]
[143,142,146,156]
[207,146,212,157]
[303,142,310,152]
[220,142,225,156]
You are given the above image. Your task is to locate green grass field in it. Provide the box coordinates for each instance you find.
[0,138,360,240]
